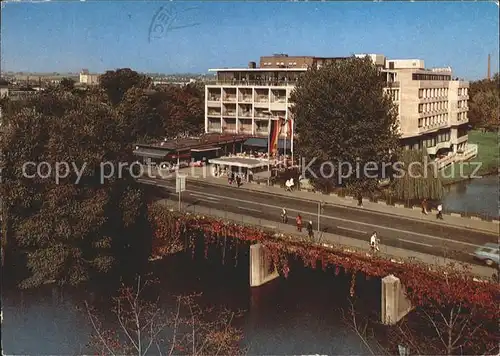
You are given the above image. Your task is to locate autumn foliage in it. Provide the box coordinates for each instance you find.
[148,204,500,353]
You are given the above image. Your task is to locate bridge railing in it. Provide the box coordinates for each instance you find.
[158,199,470,263]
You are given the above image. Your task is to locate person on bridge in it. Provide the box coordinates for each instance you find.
[281,208,288,224]
[421,199,428,215]
[296,214,303,232]
[307,221,314,239]
[436,203,443,220]
[370,232,380,252]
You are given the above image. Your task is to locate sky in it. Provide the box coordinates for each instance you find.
[1,1,498,80]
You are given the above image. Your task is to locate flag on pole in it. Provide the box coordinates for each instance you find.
[268,118,283,156]
[287,118,293,138]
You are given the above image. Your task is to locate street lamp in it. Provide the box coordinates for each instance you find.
[263,111,273,185]
[318,201,325,232]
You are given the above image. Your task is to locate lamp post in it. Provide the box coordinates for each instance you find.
[318,201,325,232]
[263,111,273,185]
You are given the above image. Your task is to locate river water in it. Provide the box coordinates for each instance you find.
[443,175,499,219]
[4,177,496,355]
[2,250,379,355]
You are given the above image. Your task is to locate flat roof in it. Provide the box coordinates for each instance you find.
[136,133,250,151]
[208,68,308,72]
[208,157,270,169]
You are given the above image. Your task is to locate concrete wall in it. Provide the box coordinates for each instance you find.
[250,243,280,287]
[381,274,412,325]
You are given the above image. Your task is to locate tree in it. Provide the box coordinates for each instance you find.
[117,87,165,144]
[390,149,444,201]
[86,276,245,356]
[100,68,152,106]
[469,90,499,131]
[290,56,400,194]
[0,89,150,288]
[59,77,75,91]
[468,73,500,131]
[158,85,204,137]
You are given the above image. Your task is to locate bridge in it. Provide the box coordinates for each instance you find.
[140,176,498,325]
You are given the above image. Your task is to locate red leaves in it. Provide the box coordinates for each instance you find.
[148,205,500,322]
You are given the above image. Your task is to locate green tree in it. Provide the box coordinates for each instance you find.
[117,87,165,144]
[59,77,75,91]
[99,68,152,106]
[158,85,204,137]
[468,73,500,131]
[390,149,444,201]
[290,56,400,193]
[0,90,149,288]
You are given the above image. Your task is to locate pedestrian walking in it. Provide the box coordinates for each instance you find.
[307,220,314,239]
[281,208,288,224]
[236,175,242,187]
[436,203,443,220]
[357,193,363,207]
[370,231,380,252]
[228,171,233,185]
[421,199,428,215]
[296,214,303,232]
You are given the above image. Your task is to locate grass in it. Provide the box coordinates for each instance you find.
[440,130,499,184]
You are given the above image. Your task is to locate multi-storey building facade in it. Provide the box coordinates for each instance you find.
[205,54,472,161]
[79,69,100,85]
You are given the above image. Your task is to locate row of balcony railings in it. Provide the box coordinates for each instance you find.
[207,95,287,103]
[206,79,297,86]
[207,110,286,117]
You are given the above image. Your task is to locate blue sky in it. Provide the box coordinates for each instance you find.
[2,1,498,80]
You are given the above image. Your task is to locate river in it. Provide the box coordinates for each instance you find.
[5,179,495,355]
[443,174,499,219]
[2,250,379,355]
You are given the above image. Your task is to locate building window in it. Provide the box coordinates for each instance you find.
[418,118,423,128]
[418,104,423,113]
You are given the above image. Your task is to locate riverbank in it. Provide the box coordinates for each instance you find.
[440,130,499,185]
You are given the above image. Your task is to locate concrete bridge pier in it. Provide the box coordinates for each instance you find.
[250,243,280,287]
[381,274,413,325]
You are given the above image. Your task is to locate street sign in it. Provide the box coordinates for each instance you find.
[176,174,186,193]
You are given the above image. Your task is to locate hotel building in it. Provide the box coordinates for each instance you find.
[205,54,476,164]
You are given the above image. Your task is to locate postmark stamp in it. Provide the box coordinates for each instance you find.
[148,5,200,43]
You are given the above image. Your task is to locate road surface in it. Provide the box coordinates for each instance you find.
[141,178,498,266]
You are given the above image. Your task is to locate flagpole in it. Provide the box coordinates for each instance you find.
[284,116,287,166]
[291,119,294,167]
[267,116,271,185]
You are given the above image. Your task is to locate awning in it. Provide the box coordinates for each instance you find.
[133,148,169,159]
[244,138,290,149]
[191,146,221,152]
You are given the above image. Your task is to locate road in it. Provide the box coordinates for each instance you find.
[140,178,498,265]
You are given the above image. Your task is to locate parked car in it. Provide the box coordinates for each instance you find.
[472,243,499,267]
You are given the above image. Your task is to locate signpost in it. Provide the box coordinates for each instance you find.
[318,201,325,232]
[176,174,186,211]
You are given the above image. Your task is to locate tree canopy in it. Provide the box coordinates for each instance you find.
[99,68,152,106]
[0,88,149,288]
[468,73,499,131]
[290,56,400,193]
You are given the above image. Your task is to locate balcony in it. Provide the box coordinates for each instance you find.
[206,80,296,87]
[207,95,221,102]
[223,111,237,117]
[385,81,400,88]
[222,95,236,102]
[207,110,221,117]
[238,110,252,118]
[239,95,253,102]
